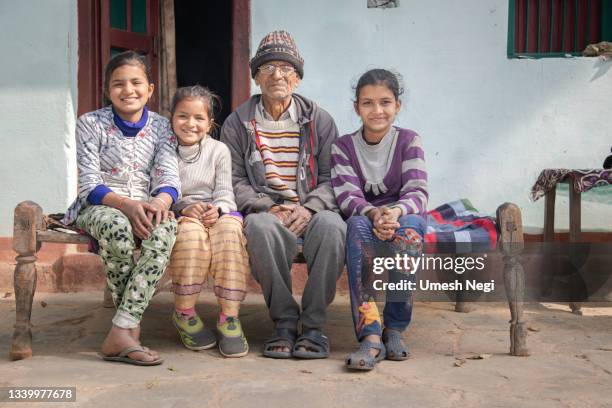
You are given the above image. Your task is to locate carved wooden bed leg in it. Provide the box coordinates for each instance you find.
[454,277,474,313]
[497,202,530,357]
[454,300,472,313]
[569,302,583,315]
[453,255,474,312]
[11,201,43,360]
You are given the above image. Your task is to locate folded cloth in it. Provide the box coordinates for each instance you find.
[530,169,612,201]
[425,199,498,253]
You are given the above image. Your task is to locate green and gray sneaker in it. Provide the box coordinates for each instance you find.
[172,312,217,351]
[217,316,249,358]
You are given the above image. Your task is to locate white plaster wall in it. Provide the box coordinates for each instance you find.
[252,0,612,232]
[0,0,78,236]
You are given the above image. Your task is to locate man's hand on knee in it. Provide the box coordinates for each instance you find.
[268,205,292,225]
[279,204,313,237]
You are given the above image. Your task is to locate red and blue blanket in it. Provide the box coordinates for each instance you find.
[425,199,498,253]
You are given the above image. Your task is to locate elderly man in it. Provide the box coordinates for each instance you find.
[220,30,346,359]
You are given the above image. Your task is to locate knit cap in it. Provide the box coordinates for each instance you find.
[250,30,304,78]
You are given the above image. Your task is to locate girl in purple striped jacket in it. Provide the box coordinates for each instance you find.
[331,69,428,371]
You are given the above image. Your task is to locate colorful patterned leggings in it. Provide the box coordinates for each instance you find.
[76,205,177,328]
[345,214,425,340]
[167,215,249,316]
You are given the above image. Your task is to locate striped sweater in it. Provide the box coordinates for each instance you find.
[253,101,300,203]
[331,126,428,218]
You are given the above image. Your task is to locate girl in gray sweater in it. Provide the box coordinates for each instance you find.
[166,86,250,357]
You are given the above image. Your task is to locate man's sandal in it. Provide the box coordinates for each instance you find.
[263,327,297,359]
[382,329,410,361]
[292,328,330,359]
[345,341,386,371]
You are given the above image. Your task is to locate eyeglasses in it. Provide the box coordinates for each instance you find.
[257,64,296,76]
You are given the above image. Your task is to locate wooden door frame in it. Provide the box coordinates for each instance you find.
[231,0,251,111]
[77,0,103,116]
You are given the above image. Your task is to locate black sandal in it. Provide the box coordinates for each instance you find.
[292,328,330,359]
[382,329,410,361]
[263,327,297,359]
[345,341,386,371]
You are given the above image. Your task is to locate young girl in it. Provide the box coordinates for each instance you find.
[166,85,250,357]
[331,69,428,370]
[62,51,180,365]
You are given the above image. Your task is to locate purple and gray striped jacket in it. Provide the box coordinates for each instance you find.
[331,126,428,218]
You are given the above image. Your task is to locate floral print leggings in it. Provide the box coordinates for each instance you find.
[76,205,177,328]
[345,214,425,340]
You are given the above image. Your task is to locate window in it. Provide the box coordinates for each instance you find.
[507,0,612,58]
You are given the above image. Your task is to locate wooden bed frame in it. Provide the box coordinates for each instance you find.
[9,200,529,360]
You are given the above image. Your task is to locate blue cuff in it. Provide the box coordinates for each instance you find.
[87,185,113,205]
[154,187,178,204]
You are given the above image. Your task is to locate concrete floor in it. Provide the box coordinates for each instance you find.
[1,292,611,408]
